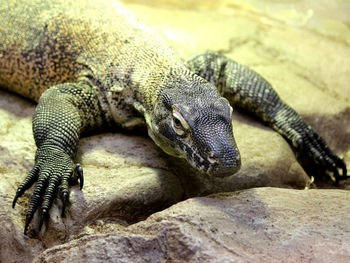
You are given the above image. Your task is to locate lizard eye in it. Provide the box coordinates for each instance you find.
[171,109,189,136]
[173,116,182,129]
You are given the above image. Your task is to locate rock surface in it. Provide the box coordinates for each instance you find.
[0,0,350,262]
[34,188,350,263]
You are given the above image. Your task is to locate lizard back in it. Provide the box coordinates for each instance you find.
[0,0,183,108]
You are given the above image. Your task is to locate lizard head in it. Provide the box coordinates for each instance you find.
[147,83,241,177]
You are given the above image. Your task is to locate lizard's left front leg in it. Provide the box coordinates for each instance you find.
[187,52,347,182]
[12,80,106,234]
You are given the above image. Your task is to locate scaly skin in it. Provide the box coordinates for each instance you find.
[0,0,346,235]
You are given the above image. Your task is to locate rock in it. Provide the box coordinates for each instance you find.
[0,0,350,262]
[33,188,350,263]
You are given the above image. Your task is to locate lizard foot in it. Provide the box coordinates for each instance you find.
[293,126,347,183]
[12,148,83,235]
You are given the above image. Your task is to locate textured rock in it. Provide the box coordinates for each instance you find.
[0,0,350,262]
[34,188,350,263]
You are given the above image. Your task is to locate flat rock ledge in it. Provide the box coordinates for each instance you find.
[33,188,350,263]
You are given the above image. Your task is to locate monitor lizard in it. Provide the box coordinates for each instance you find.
[0,0,347,234]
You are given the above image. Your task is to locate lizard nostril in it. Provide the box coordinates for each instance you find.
[208,152,219,164]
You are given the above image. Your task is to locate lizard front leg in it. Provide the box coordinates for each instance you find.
[12,80,106,234]
[187,52,347,182]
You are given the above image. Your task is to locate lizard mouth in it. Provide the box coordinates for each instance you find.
[207,163,241,177]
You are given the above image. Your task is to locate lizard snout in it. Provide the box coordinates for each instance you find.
[207,149,241,177]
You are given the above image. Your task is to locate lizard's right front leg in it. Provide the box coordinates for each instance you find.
[12,81,106,234]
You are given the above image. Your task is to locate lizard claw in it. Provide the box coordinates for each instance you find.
[76,163,84,190]
[24,214,33,235]
[60,164,83,217]
[12,167,40,209]
[61,190,69,217]
[324,152,347,183]
[13,189,23,209]
[39,208,49,232]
